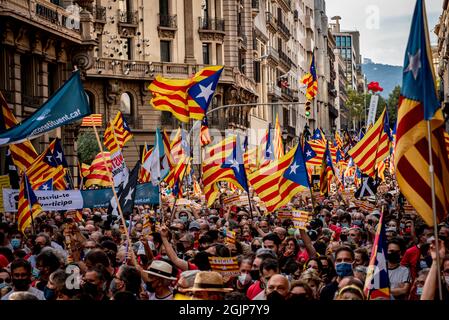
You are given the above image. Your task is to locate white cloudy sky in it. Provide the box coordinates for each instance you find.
[326,0,444,66]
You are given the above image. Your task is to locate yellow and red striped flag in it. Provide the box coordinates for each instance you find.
[149,66,224,123]
[249,143,309,212]
[348,108,391,178]
[139,143,153,183]
[17,173,43,233]
[335,131,343,149]
[103,122,120,153]
[202,137,246,207]
[0,92,38,172]
[80,114,102,127]
[84,152,113,188]
[301,54,318,100]
[395,0,449,226]
[319,143,334,196]
[104,111,133,152]
[274,114,284,158]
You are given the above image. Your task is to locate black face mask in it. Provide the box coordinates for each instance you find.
[266,290,286,302]
[82,282,99,297]
[387,252,401,264]
[251,245,261,252]
[146,281,156,293]
[249,270,260,281]
[176,242,185,253]
[13,278,31,291]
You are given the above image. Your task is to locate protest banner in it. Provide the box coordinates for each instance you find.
[292,210,311,230]
[0,175,11,212]
[208,257,239,277]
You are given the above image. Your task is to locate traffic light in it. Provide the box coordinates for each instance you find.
[305,101,311,118]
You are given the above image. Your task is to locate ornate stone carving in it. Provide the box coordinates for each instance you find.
[105,79,120,105]
[30,33,43,54]
[158,28,176,40]
[198,31,225,42]
[72,50,93,71]
[1,22,15,46]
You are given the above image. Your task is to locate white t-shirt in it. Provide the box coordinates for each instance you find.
[388,265,411,289]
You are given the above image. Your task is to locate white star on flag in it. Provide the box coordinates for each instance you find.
[306,150,312,157]
[46,155,53,163]
[196,82,214,102]
[56,151,63,163]
[124,188,134,205]
[42,184,49,191]
[289,162,299,174]
[230,159,240,172]
[404,49,421,80]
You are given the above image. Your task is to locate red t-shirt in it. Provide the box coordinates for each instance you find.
[246,280,263,300]
[401,245,420,280]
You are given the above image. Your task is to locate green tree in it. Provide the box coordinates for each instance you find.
[77,131,100,164]
[386,85,401,127]
[346,88,386,129]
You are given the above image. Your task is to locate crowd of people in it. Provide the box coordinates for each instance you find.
[0,177,448,301]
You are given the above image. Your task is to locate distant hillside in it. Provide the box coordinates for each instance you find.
[362,59,402,98]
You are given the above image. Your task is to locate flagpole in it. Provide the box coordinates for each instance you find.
[89,118,138,267]
[426,120,443,300]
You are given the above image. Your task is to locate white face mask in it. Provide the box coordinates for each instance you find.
[238,273,250,285]
[445,276,449,286]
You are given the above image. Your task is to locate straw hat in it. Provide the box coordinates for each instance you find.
[184,271,233,292]
[143,260,177,281]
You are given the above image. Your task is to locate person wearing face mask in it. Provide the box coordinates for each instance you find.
[408,268,429,300]
[401,224,433,281]
[10,232,24,252]
[110,265,142,298]
[80,264,110,301]
[320,246,355,300]
[143,260,177,300]
[44,269,67,301]
[1,259,45,300]
[234,257,253,294]
[387,239,411,300]
[288,280,315,301]
[264,274,290,302]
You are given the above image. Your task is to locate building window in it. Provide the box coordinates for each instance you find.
[48,63,59,96]
[216,44,223,65]
[85,91,96,114]
[159,0,169,16]
[120,92,132,115]
[336,36,341,47]
[202,43,211,65]
[347,36,351,46]
[160,40,171,62]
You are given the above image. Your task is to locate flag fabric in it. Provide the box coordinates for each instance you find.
[260,124,275,167]
[0,92,38,172]
[0,71,90,146]
[112,111,133,149]
[202,137,247,207]
[335,131,343,149]
[108,161,141,217]
[170,128,184,163]
[164,156,190,189]
[26,139,66,190]
[224,229,236,245]
[319,143,334,196]
[149,66,224,123]
[103,122,129,187]
[306,140,337,167]
[395,0,449,226]
[249,143,310,213]
[84,152,113,188]
[200,117,212,146]
[274,114,284,158]
[38,178,53,191]
[143,128,169,186]
[364,210,391,300]
[17,173,43,233]
[221,135,249,192]
[348,108,391,178]
[139,143,153,183]
[81,114,102,127]
[301,54,318,100]
[311,128,325,142]
[5,147,20,189]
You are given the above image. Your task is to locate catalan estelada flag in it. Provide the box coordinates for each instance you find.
[104,111,133,152]
[319,143,334,196]
[249,143,310,212]
[335,131,343,149]
[200,116,212,146]
[18,173,43,233]
[348,108,391,178]
[364,209,390,300]
[0,92,38,172]
[149,66,223,123]
[301,53,318,100]
[274,114,284,158]
[395,0,449,226]
[202,136,247,207]
[139,143,152,183]
[260,124,275,167]
[26,139,66,190]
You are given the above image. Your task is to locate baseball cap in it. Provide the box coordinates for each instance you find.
[189,221,200,231]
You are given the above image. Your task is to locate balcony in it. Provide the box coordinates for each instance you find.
[277,20,291,40]
[305,14,313,30]
[198,17,226,42]
[267,84,282,98]
[278,50,292,70]
[281,87,294,101]
[251,0,259,17]
[0,0,82,42]
[278,0,292,12]
[118,10,138,25]
[158,14,177,39]
[267,46,279,65]
[265,12,277,33]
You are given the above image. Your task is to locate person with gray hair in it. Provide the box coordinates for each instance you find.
[8,291,39,300]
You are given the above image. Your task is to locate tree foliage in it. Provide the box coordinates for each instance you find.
[386,85,401,127]
[77,131,100,165]
[345,87,386,129]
